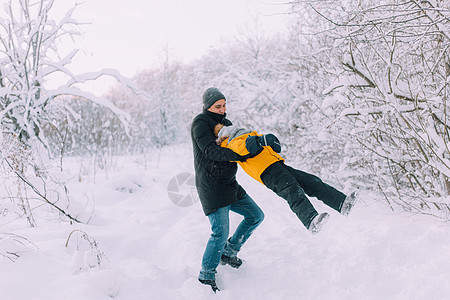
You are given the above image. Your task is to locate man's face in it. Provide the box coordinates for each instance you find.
[207,99,226,115]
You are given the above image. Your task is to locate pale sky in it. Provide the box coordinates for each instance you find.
[51,0,290,95]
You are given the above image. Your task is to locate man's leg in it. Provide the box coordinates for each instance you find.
[199,206,230,281]
[261,162,318,228]
[223,193,264,259]
[282,164,347,212]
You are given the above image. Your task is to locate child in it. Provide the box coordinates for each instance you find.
[214,124,358,234]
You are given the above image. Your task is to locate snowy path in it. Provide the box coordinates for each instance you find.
[0,145,449,299]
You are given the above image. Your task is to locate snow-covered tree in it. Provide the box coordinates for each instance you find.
[135,53,184,149]
[0,0,143,225]
[301,0,450,215]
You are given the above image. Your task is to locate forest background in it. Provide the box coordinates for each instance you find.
[0,0,449,244]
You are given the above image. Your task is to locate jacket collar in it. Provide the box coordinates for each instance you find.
[204,109,227,124]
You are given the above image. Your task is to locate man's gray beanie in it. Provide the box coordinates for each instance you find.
[203,87,226,110]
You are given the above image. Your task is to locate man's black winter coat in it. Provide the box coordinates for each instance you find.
[191,110,246,215]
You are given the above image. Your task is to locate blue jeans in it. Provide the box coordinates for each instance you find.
[199,193,264,281]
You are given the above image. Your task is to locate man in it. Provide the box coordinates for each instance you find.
[191,87,264,293]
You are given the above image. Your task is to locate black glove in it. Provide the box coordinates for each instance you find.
[260,134,281,153]
[246,134,281,154]
[245,136,263,155]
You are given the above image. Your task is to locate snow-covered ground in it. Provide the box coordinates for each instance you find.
[1,144,449,300]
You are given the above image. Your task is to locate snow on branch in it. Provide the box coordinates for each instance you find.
[63,68,152,99]
[47,86,131,129]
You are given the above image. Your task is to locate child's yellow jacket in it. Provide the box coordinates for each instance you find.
[220,131,284,184]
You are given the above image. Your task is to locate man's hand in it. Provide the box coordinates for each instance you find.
[238,150,261,162]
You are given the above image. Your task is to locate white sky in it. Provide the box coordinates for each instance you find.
[51,0,290,95]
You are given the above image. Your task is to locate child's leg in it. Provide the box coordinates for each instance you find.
[282,164,346,212]
[260,162,318,228]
